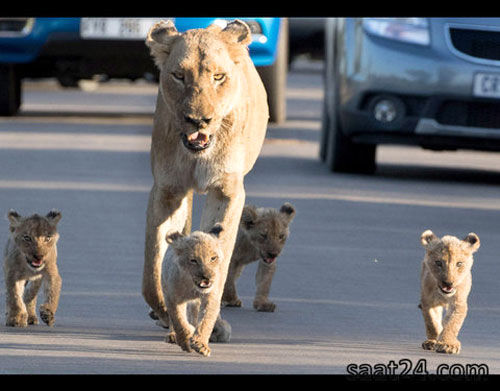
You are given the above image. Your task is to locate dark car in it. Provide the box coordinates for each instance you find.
[321,17,500,174]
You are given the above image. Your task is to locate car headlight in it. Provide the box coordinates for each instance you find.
[362,18,430,46]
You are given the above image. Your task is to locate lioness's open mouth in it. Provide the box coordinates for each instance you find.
[182,132,212,152]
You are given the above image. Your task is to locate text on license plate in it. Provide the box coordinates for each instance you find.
[80,18,172,40]
[473,73,500,98]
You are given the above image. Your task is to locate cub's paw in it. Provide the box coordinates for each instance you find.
[253,300,276,312]
[435,340,461,354]
[190,337,211,357]
[421,339,437,351]
[6,312,28,328]
[224,298,242,307]
[166,331,177,344]
[39,306,55,326]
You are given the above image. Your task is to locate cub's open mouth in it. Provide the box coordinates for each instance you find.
[439,285,455,295]
[197,279,212,290]
[262,257,276,265]
[182,132,212,152]
[26,256,44,269]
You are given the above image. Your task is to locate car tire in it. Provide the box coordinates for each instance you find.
[257,18,288,124]
[0,65,21,116]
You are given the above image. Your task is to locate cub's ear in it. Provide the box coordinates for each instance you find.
[145,20,180,68]
[421,229,438,247]
[166,231,184,244]
[7,209,22,231]
[208,223,223,238]
[220,19,252,46]
[280,202,296,222]
[46,209,62,224]
[463,232,480,253]
[241,205,258,230]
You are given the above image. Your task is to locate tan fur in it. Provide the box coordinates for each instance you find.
[162,224,226,357]
[222,203,295,312]
[142,19,268,337]
[419,229,480,354]
[3,210,62,327]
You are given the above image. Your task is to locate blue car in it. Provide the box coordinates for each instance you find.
[0,17,287,122]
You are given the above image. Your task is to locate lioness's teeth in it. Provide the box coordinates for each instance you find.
[187,132,199,142]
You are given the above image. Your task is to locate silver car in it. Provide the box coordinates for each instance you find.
[321,17,500,174]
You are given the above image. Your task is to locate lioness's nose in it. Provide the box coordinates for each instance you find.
[184,115,212,129]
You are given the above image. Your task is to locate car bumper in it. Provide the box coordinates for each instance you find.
[339,18,500,150]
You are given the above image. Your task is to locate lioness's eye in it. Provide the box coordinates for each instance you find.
[23,235,31,242]
[214,73,225,82]
[435,260,442,267]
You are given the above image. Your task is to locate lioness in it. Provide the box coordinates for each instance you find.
[3,210,62,327]
[222,203,295,312]
[143,19,269,334]
[162,224,226,357]
[419,229,480,354]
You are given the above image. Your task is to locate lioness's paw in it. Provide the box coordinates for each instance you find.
[422,339,437,350]
[39,307,55,326]
[224,298,242,307]
[6,312,28,328]
[190,337,211,357]
[435,340,461,354]
[253,300,276,312]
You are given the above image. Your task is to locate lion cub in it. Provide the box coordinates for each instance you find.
[162,224,225,357]
[222,203,295,312]
[3,210,62,327]
[419,229,480,354]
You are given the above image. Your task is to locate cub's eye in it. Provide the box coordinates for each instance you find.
[45,236,52,242]
[23,235,32,242]
[435,260,443,267]
[260,233,267,240]
[456,262,463,267]
[172,72,184,81]
[214,73,226,82]
[279,234,286,240]
[189,259,198,264]
[210,256,218,263]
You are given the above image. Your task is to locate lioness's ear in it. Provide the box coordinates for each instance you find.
[280,202,296,222]
[46,209,62,224]
[166,231,184,244]
[421,230,438,247]
[241,205,258,230]
[7,209,22,231]
[220,19,252,46]
[146,20,180,68]
[463,232,480,253]
[209,223,223,238]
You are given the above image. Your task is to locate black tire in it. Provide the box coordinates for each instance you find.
[257,18,288,124]
[0,64,21,116]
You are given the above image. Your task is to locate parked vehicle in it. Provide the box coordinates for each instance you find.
[321,18,500,174]
[0,17,288,122]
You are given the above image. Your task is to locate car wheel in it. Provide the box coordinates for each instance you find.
[257,18,288,124]
[324,79,376,174]
[0,65,21,116]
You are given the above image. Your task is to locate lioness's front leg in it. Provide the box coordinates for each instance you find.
[420,304,443,351]
[253,261,277,312]
[436,303,467,354]
[143,185,189,326]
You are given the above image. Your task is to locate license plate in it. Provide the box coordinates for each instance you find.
[80,18,172,40]
[473,73,500,98]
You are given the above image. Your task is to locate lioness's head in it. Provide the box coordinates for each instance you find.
[146,19,252,154]
[166,224,224,293]
[421,230,480,297]
[240,203,296,265]
[7,209,62,271]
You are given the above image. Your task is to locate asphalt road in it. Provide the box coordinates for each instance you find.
[1,60,500,375]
